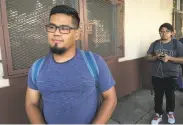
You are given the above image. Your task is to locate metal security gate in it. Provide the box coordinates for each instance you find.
[173,9,183,39]
[85,0,124,59]
[0,0,80,77]
[0,0,124,78]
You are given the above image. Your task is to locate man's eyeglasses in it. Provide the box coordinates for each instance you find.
[45,24,77,34]
[159,30,171,35]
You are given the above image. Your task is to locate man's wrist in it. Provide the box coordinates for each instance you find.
[168,56,174,62]
[153,55,158,60]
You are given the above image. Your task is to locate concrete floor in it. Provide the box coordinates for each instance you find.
[109,89,183,124]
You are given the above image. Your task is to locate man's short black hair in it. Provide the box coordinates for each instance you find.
[50,5,80,29]
[159,23,174,32]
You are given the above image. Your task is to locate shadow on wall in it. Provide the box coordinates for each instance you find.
[0,76,29,124]
[108,57,152,98]
[141,58,153,89]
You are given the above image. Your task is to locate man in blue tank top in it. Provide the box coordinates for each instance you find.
[25,5,117,124]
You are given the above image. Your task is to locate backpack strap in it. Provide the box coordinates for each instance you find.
[173,39,177,50]
[81,50,102,106]
[172,39,179,57]
[80,50,99,88]
[31,57,45,84]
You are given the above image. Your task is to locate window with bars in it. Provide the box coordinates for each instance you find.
[86,0,124,58]
[0,0,124,77]
[173,0,183,39]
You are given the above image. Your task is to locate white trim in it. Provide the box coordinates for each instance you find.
[177,0,181,10]
[174,8,183,14]
[0,79,10,88]
[0,62,10,88]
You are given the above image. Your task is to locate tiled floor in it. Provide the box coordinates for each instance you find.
[110,89,183,124]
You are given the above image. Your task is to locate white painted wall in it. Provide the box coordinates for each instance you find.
[0,47,1,60]
[0,47,10,88]
[119,0,173,62]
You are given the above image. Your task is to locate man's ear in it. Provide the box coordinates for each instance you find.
[75,28,81,41]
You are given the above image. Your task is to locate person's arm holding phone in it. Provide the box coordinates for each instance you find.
[147,53,163,62]
[160,54,183,64]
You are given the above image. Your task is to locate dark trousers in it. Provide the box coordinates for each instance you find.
[152,76,177,115]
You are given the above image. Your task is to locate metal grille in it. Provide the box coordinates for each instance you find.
[173,9,183,39]
[116,2,125,56]
[87,0,124,57]
[5,0,79,70]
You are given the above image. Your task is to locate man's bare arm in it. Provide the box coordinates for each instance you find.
[168,56,183,64]
[25,87,46,124]
[146,54,159,62]
[92,86,117,124]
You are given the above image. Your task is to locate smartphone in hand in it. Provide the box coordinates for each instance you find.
[159,54,165,58]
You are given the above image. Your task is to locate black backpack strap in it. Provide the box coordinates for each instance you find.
[173,39,177,50]
[172,39,178,57]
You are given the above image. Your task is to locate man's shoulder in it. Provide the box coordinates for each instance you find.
[171,39,183,48]
[31,54,50,68]
[77,49,106,66]
[149,39,160,48]
[87,51,105,65]
[150,39,160,46]
[91,52,102,60]
[79,49,102,61]
[179,37,183,43]
[153,39,161,43]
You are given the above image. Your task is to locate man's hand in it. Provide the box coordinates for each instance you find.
[157,53,162,60]
[147,54,158,61]
[162,55,183,64]
[159,54,170,63]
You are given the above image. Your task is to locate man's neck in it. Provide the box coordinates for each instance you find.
[53,48,76,63]
[161,38,172,43]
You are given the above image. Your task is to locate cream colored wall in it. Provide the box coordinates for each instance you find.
[0,47,10,88]
[119,0,173,62]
